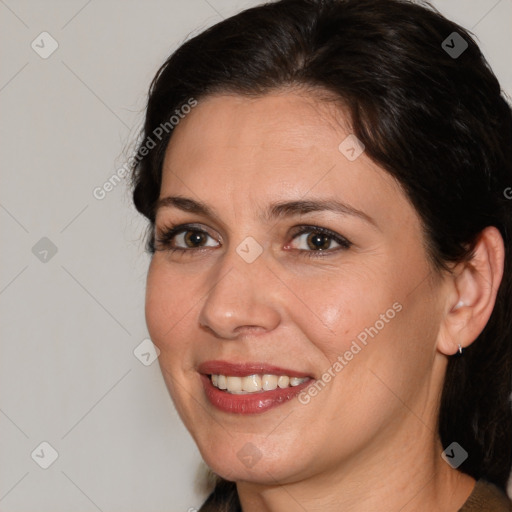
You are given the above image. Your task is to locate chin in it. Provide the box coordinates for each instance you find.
[195,434,311,485]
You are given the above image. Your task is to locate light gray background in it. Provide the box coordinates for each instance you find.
[1,1,511,511]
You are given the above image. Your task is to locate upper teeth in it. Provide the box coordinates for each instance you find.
[211,374,309,394]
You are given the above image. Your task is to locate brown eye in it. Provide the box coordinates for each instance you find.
[289,226,351,254]
[305,232,333,250]
[183,230,209,248]
[155,225,220,252]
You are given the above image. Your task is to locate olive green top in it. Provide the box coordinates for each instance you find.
[458,480,512,511]
[199,478,512,511]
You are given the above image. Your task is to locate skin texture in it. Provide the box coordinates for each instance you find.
[145,90,504,511]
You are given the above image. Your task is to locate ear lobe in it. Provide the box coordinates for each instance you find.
[437,226,505,356]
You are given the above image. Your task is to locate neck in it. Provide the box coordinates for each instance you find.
[236,410,475,512]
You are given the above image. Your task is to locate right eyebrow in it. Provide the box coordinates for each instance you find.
[155,196,214,218]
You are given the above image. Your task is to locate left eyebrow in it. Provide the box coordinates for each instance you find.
[263,199,377,227]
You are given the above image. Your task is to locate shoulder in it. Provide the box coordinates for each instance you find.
[458,480,512,512]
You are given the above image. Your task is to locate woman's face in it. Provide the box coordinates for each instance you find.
[146,91,447,484]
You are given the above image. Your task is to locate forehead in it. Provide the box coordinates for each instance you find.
[165,91,346,164]
[159,91,408,225]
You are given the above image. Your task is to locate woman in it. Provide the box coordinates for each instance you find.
[131,0,512,510]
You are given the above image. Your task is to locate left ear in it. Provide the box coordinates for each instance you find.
[437,226,505,356]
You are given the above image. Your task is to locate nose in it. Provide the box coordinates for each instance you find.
[198,249,281,340]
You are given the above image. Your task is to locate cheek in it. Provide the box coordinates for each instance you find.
[290,261,436,394]
[145,257,194,353]
[287,265,396,360]
[145,258,199,419]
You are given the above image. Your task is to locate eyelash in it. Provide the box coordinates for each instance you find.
[154,223,352,258]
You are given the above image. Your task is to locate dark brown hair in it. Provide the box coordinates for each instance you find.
[131,0,512,508]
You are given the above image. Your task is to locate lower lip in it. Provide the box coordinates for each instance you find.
[201,374,312,414]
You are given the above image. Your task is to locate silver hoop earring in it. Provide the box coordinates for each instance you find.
[458,344,463,355]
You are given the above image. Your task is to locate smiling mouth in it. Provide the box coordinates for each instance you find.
[209,374,311,394]
[198,361,314,413]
